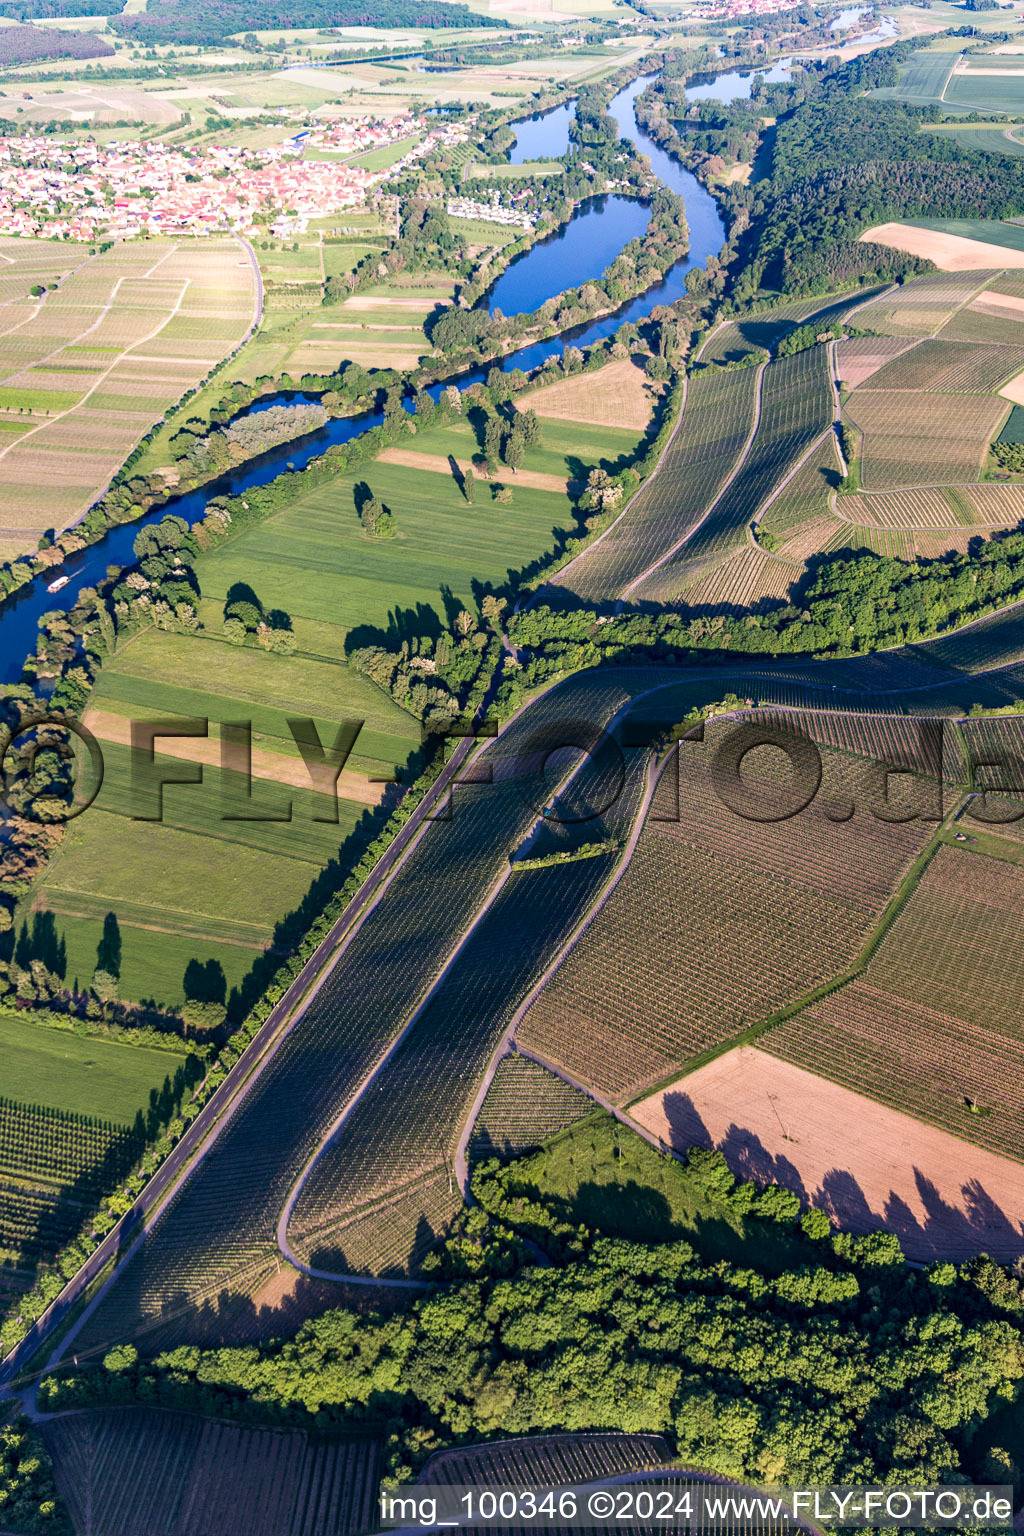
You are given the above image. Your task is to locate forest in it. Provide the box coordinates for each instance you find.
[109,0,505,43]
[36,1143,1024,1495]
[0,22,112,62]
[701,36,1024,298]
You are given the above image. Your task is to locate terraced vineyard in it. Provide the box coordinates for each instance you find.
[636,343,835,602]
[517,730,930,1100]
[557,364,761,603]
[468,1052,596,1162]
[43,1408,379,1536]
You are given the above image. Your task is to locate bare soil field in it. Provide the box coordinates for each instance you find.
[861,222,1024,270]
[633,1046,1024,1262]
[523,357,656,431]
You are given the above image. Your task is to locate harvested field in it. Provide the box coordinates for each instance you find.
[862,222,1024,270]
[43,1408,380,1536]
[843,390,1007,486]
[632,1045,1024,1263]
[523,356,655,431]
[517,730,930,1101]
[1001,367,1024,407]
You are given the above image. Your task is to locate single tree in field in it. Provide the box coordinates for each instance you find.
[360,494,383,536]
[96,911,122,980]
[504,433,524,475]
[482,594,507,633]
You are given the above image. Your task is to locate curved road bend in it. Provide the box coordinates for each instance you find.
[0,729,485,1392]
[276,688,673,1281]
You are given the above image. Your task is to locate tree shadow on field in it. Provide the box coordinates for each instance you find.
[659,1091,1024,1266]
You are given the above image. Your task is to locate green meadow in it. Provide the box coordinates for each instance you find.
[0,1013,185,1123]
[26,403,647,1014]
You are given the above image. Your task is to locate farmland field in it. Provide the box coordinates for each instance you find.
[0,238,255,550]
[517,727,930,1101]
[636,342,835,600]
[843,390,1008,487]
[0,1012,184,1297]
[64,672,653,1347]
[557,364,761,603]
[468,1051,597,1162]
[43,1408,380,1536]
[25,400,611,1016]
[634,1043,1024,1263]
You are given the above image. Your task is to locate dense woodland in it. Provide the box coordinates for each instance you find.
[110,0,505,43]
[0,22,112,63]
[37,1142,1024,1495]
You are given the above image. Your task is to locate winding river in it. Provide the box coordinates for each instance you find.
[0,69,727,681]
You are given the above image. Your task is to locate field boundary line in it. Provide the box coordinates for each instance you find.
[621,784,971,1112]
[453,741,677,1198]
[275,688,670,1282]
[618,359,768,604]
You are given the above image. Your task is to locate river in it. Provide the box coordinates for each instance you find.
[0,68,727,681]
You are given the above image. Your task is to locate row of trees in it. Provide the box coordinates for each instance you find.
[38,1133,1024,1493]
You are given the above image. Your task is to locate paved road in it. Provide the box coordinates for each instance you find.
[0,731,479,1391]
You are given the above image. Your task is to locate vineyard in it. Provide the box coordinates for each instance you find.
[0,1098,141,1293]
[422,1433,672,1486]
[834,337,918,389]
[853,272,997,338]
[468,1052,596,1163]
[761,432,842,538]
[287,759,651,1277]
[516,731,929,1101]
[636,344,835,601]
[842,391,1007,488]
[866,843,1024,1040]
[42,1408,380,1536]
[835,485,1008,530]
[762,979,1024,1166]
[66,673,652,1347]
[742,709,965,783]
[559,365,761,603]
[675,546,795,615]
[856,338,1024,395]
